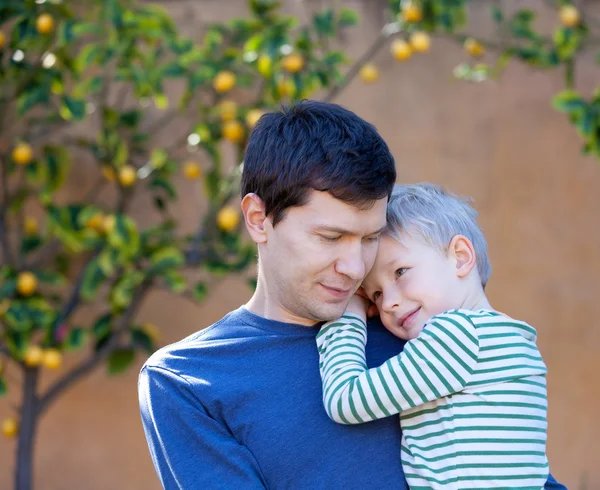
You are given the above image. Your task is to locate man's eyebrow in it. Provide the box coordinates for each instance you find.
[314,225,387,236]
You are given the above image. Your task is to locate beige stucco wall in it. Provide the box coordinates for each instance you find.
[1,1,599,488]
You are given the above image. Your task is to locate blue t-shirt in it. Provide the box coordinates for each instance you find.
[138,306,566,490]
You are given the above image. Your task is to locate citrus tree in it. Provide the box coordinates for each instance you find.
[0,0,361,488]
[1,0,599,489]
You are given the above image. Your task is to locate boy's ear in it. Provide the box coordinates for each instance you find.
[241,193,269,244]
[449,235,477,279]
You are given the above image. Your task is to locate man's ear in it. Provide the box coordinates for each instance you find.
[449,235,477,279]
[242,193,269,244]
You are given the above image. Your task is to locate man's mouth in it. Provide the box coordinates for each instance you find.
[397,307,421,329]
[320,283,353,299]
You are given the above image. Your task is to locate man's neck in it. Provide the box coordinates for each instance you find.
[245,287,316,327]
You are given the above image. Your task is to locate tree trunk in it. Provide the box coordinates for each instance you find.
[15,367,39,490]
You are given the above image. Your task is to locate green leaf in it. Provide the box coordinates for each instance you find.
[314,9,335,37]
[93,313,113,339]
[63,327,87,351]
[21,235,43,255]
[81,257,107,301]
[552,90,586,113]
[576,108,598,138]
[75,44,103,71]
[34,270,67,286]
[0,377,6,397]
[109,269,144,311]
[149,177,177,200]
[131,328,154,353]
[119,110,142,128]
[107,348,135,376]
[338,8,359,28]
[192,282,208,302]
[0,279,17,300]
[491,6,504,23]
[148,246,185,275]
[42,145,71,192]
[17,86,50,116]
[107,215,140,258]
[161,269,186,293]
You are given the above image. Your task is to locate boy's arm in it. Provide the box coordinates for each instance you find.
[316,311,480,424]
[138,365,267,489]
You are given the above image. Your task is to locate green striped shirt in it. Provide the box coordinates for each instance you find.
[317,309,549,489]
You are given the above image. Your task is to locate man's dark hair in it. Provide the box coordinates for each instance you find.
[241,100,396,226]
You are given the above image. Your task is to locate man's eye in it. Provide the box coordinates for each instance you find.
[321,235,341,242]
[363,235,380,244]
[373,291,382,301]
[396,268,408,278]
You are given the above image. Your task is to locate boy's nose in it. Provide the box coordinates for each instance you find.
[381,293,400,313]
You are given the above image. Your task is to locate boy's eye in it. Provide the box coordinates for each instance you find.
[396,268,408,278]
[372,291,382,301]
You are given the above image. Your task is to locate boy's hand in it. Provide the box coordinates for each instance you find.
[345,287,379,321]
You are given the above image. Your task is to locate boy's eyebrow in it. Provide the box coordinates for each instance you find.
[314,225,387,236]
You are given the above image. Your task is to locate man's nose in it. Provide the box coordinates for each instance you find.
[334,245,366,282]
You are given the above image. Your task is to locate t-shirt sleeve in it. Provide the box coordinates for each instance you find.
[138,365,267,489]
[316,311,480,424]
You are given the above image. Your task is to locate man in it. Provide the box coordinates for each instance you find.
[138,101,565,489]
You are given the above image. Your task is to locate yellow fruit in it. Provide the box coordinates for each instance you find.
[85,213,104,233]
[217,207,240,232]
[359,64,379,83]
[23,216,39,235]
[0,32,6,49]
[12,143,33,165]
[282,53,304,73]
[36,13,55,35]
[276,77,296,98]
[257,55,272,77]
[402,2,423,23]
[17,272,37,297]
[101,165,116,182]
[183,161,201,180]
[2,418,18,439]
[218,100,238,121]
[391,39,412,61]
[245,109,265,129]
[464,38,485,57]
[559,5,580,27]
[213,71,236,93]
[42,349,62,370]
[0,299,9,317]
[24,345,43,367]
[142,323,161,343]
[409,31,431,52]
[118,165,137,187]
[222,120,245,143]
[103,215,116,235]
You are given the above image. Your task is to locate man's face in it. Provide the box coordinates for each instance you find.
[260,191,388,325]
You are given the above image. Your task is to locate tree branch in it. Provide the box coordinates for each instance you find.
[37,279,153,415]
[322,22,398,103]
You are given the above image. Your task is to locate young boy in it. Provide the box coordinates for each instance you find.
[316,183,549,489]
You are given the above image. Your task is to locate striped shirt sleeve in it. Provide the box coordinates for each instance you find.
[316,311,480,424]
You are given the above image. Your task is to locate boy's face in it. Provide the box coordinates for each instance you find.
[362,232,464,340]
[259,190,388,325]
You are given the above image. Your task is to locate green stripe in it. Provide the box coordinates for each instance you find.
[479,332,523,341]
[401,445,545,463]
[476,363,547,376]
[404,472,547,485]
[404,425,546,442]
[469,375,549,388]
[402,403,546,422]
[317,327,366,346]
[429,318,478,362]
[476,321,536,336]
[513,378,546,389]
[386,359,414,408]
[318,317,365,335]
[479,352,543,363]
[398,356,429,405]
[475,389,546,400]
[411,343,449,396]
[403,412,546,431]
[419,338,463,391]
[319,341,366,358]
[404,460,548,475]
[480,341,539,352]
[441,311,479,346]
[404,347,442,399]
[376,367,403,413]
[365,370,392,417]
[409,438,546,453]
[346,385,363,423]
[334,394,352,424]
[355,378,378,421]
[324,368,364,400]
[423,330,469,380]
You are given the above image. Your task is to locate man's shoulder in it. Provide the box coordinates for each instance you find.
[141,306,259,374]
